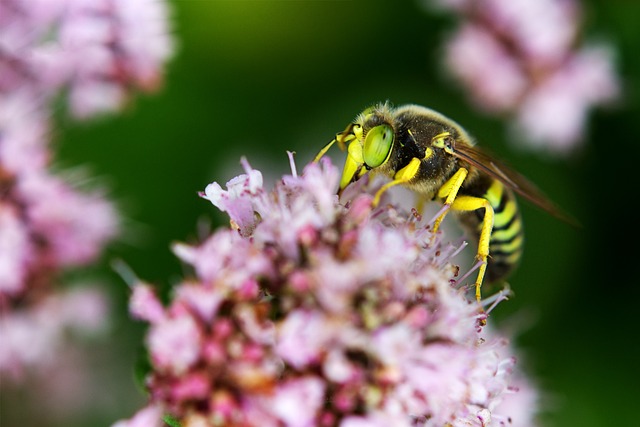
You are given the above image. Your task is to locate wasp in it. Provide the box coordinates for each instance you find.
[314,103,574,303]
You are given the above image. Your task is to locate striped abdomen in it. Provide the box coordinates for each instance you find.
[459,176,524,283]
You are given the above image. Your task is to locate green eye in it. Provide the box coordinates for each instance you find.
[363,124,394,168]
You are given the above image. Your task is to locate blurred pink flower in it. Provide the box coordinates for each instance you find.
[0,0,173,380]
[0,286,109,379]
[0,204,32,296]
[0,92,50,175]
[513,45,619,149]
[111,404,164,427]
[0,0,174,118]
[0,160,118,309]
[17,171,118,267]
[444,23,528,112]
[116,158,539,426]
[427,0,619,153]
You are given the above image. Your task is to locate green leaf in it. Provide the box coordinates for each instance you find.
[163,414,181,427]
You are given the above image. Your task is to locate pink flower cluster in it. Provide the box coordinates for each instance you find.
[0,287,109,375]
[115,158,538,427]
[0,0,173,378]
[0,0,174,117]
[428,0,619,152]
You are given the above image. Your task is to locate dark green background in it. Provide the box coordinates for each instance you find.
[5,1,639,426]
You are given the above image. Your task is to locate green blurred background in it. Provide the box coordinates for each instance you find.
[4,1,639,426]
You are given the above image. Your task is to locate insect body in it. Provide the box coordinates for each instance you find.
[315,103,571,302]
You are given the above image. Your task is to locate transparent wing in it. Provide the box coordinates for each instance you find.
[451,143,579,226]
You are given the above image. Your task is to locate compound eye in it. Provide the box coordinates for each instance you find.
[363,124,394,168]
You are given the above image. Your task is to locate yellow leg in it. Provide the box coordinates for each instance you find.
[372,157,421,206]
[431,168,469,235]
[449,195,494,302]
[414,193,429,215]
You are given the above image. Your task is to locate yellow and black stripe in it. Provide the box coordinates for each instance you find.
[459,175,524,284]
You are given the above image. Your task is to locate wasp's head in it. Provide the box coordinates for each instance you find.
[338,105,396,191]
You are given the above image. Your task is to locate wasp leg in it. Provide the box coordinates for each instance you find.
[372,157,421,207]
[432,167,469,235]
[414,193,430,215]
[449,195,494,302]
